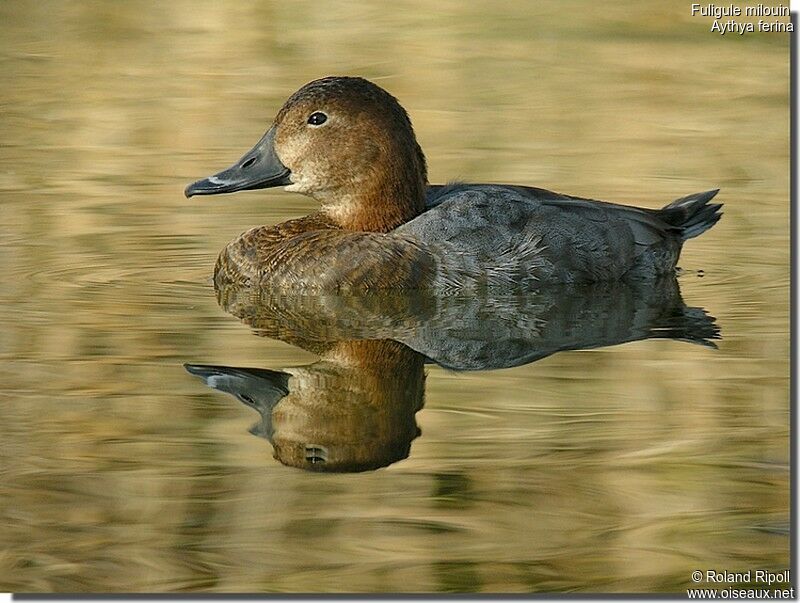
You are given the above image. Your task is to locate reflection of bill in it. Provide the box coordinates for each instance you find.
[187,276,720,472]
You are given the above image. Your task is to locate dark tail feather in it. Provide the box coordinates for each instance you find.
[649,306,721,349]
[657,189,723,241]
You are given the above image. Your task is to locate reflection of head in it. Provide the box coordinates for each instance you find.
[272,340,425,472]
[186,340,425,473]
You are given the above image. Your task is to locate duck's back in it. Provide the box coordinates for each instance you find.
[395,184,720,290]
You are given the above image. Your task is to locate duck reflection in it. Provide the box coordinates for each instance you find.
[186,277,719,472]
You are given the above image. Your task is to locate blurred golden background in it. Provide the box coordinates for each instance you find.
[0,0,789,593]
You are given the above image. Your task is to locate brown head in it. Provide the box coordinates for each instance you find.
[185,77,428,232]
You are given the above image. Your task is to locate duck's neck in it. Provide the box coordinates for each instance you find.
[319,172,427,233]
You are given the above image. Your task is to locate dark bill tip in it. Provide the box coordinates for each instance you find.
[184,178,223,198]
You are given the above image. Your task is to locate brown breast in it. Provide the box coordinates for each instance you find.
[214,212,435,290]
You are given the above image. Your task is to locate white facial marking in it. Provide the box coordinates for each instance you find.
[284,172,313,194]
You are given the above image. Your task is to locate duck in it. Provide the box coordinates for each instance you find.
[185,76,722,291]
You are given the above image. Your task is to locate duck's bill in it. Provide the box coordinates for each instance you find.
[184,126,291,197]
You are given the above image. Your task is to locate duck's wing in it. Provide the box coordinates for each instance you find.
[408,184,664,287]
[426,183,722,247]
[426,183,677,246]
[426,182,573,207]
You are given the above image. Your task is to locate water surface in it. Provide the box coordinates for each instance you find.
[0,1,789,593]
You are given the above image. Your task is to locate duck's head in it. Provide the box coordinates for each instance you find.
[186,76,428,232]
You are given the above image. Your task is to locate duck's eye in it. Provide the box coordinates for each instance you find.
[307,112,327,126]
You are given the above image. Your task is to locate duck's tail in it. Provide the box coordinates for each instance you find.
[657,189,723,241]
